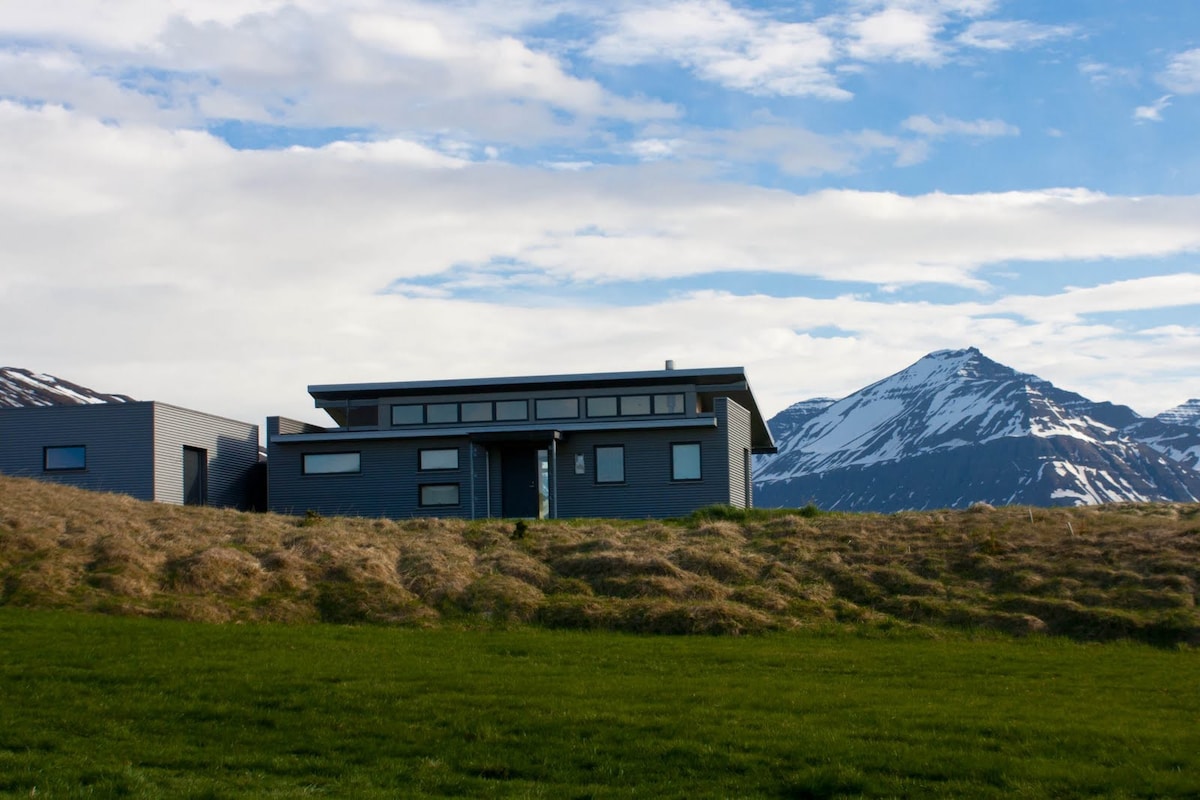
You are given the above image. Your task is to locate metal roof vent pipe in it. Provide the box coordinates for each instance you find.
[665,359,675,370]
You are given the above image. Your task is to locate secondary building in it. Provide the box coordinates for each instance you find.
[0,402,261,509]
[267,365,777,519]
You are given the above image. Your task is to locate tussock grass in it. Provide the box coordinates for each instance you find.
[1,475,1198,642]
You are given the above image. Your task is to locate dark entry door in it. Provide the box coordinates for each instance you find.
[183,446,207,506]
[501,446,539,518]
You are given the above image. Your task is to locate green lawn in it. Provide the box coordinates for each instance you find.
[0,609,1196,798]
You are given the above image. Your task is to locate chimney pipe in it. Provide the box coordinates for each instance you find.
[665,359,675,370]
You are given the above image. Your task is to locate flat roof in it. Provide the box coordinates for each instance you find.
[306,366,777,453]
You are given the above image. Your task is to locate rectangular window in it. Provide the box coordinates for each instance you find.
[595,445,625,484]
[672,443,701,481]
[495,400,528,421]
[303,452,361,475]
[347,405,378,427]
[586,396,618,417]
[420,483,460,507]
[44,445,86,471]
[620,395,651,415]
[536,397,579,420]
[426,403,458,424]
[654,393,685,415]
[391,404,423,426]
[461,401,493,422]
[419,448,459,471]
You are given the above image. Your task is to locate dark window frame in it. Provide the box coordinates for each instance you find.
[425,403,460,425]
[586,396,619,418]
[419,483,461,507]
[653,393,686,415]
[44,445,86,472]
[671,442,702,482]
[495,400,529,421]
[460,401,494,423]
[302,451,362,475]
[418,447,460,471]
[594,444,626,484]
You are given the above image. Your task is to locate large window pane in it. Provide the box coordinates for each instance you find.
[495,400,528,421]
[595,445,625,483]
[620,395,651,415]
[653,393,685,415]
[420,484,460,506]
[391,405,423,425]
[586,397,618,417]
[461,402,493,422]
[426,403,458,424]
[672,443,701,481]
[419,448,459,471]
[536,398,579,420]
[44,445,86,471]
[303,452,361,475]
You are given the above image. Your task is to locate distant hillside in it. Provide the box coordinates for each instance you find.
[1,475,1196,644]
[0,367,133,407]
[756,348,1200,511]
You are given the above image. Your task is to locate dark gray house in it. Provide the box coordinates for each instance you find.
[267,365,777,519]
[0,402,260,509]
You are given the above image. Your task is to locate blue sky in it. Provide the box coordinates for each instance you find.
[1,0,1198,426]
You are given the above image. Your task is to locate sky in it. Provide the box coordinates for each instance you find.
[2,0,1199,429]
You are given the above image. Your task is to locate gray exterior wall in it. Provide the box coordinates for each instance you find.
[267,399,757,520]
[0,403,156,499]
[0,402,259,509]
[151,403,260,509]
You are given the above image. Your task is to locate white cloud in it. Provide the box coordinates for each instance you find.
[957,19,1075,51]
[1134,95,1172,123]
[1160,48,1200,94]
[902,114,1018,137]
[588,0,849,99]
[845,7,944,64]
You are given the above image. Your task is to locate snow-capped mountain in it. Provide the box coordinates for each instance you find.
[1156,399,1200,428]
[0,367,133,408]
[755,348,1200,511]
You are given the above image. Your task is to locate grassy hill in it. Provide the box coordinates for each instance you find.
[1,475,1197,643]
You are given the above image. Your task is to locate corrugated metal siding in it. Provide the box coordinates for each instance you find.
[720,397,753,508]
[268,435,487,519]
[0,403,157,499]
[152,403,260,509]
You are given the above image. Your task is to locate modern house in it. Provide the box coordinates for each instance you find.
[0,402,261,509]
[267,365,777,519]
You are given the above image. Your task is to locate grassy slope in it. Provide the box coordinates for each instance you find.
[1,475,1198,643]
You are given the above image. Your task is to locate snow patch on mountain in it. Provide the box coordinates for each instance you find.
[0,368,133,408]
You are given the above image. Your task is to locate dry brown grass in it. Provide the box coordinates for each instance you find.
[1,475,1198,641]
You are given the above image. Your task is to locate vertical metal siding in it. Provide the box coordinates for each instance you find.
[151,403,260,509]
[720,397,753,508]
[0,403,158,500]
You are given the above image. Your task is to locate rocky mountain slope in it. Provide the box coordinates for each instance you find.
[0,367,133,407]
[755,348,1200,511]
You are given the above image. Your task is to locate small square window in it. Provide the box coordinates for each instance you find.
[420,484,460,507]
[391,405,423,426]
[419,448,459,471]
[620,396,651,415]
[595,445,625,483]
[461,402,493,422]
[496,400,528,421]
[672,443,701,481]
[44,445,86,471]
[426,403,458,424]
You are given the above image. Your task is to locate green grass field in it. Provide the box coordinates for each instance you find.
[1,609,1197,798]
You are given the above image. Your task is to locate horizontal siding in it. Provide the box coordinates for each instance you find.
[0,403,157,500]
[268,436,489,519]
[152,403,260,509]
